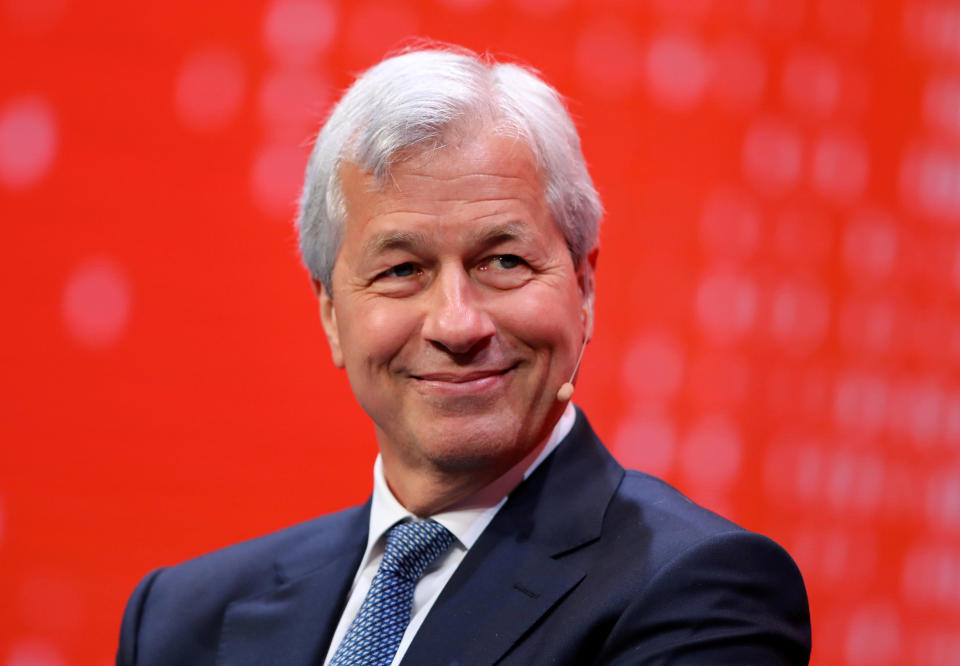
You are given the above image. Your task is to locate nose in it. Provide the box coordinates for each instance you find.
[421,264,496,356]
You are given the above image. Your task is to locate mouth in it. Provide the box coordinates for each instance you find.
[410,364,518,395]
[413,366,515,382]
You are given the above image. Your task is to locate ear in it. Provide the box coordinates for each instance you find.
[578,248,598,343]
[312,278,345,368]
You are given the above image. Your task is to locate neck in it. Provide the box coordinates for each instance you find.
[382,468,488,517]
[379,435,553,516]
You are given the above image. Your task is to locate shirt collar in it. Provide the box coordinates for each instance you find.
[365,402,577,556]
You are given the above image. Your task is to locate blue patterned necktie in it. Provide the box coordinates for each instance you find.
[330,519,455,666]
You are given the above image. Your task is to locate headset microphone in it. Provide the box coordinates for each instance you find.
[558,266,595,402]
[556,336,588,402]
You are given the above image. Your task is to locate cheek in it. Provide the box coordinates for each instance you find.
[496,283,584,353]
[338,299,421,368]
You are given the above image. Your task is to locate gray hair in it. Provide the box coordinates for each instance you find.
[296,46,602,290]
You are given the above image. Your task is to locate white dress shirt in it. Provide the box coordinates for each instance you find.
[323,403,577,666]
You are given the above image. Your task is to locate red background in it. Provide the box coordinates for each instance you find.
[2,0,959,664]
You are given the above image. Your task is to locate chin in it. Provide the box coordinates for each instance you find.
[409,414,532,475]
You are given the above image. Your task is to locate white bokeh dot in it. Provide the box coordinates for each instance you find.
[695,269,758,344]
[904,3,960,64]
[710,36,766,111]
[62,258,131,349]
[929,546,960,608]
[923,76,960,138]
[942,393,960,449]
[844,602,902,665]
[831,530,877,586]
[834,372,888,435]
[919,630,960,666]
[0,95,57,189]
[764,437,823,504]
[782,47,842,117]
[811,129,870,203]
[174,48,246,132]
[901,544,960,609]
[899,144,960,224]
[251,142,308,217]
[700,187,760,258]
[680,413,743,488]
[742,118,803,195]
[6,641,67,666]
[259,68,329,141]
[890,379,944,448]
[263,0,337,66]
[644,32,710,111]
[927,472,960,533]
[575,18,644,99]
[843,208,898,281]
[613,414,676,477]
[622,331,685,399]
[824,450,885,515]
[767,280,830,354]
[763,431,823,504]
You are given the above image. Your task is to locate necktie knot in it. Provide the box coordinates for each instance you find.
[380,519,455,582]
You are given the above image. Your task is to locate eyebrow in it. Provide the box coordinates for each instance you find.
[361,230,432,257]
[361,222,535,257]
[472,221,535,249]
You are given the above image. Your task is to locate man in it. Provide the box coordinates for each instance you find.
[118,47,811,665]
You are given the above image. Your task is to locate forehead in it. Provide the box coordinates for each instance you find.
[338,131,550,239]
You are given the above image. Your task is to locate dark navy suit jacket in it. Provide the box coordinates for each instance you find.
[117,410,811,665]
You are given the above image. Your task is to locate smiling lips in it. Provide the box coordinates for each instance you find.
[412,366,516,395]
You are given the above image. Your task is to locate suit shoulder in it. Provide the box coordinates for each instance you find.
[614,469,741,535]
[589,471,811,661]
[117,503,370,664]
[601,469,800,581]
[145,503,368,604]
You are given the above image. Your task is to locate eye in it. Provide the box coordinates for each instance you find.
[476,254,533,289]
[494,254,523,269]
[379,262,419,279]
[478,254,525,272]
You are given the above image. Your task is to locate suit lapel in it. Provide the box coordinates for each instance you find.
[401,410,625,665]
[216,503,370,666]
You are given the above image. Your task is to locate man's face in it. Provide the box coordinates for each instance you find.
[318,130,593,504]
